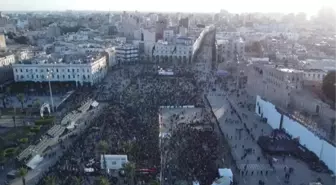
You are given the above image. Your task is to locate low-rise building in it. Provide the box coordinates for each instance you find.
[12,52,107,86]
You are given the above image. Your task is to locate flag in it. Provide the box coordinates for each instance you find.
[171,46,177,54]
[152,45,156,56]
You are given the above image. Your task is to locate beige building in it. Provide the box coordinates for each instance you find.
[0,34,6,49]
[247,64,304,108]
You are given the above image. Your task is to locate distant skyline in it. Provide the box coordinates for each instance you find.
[1,0,335,16]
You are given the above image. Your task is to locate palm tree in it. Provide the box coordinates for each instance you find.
[98,140,109,172]
[18,167,28,185]
[122,162,136,185]
[95,176,110,185]
[16,93,25,110]
[44,175,56,185]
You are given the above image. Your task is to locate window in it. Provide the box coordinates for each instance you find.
[36,75,38,78]
[77,69,79,72]
[36,69,38,72]
[56,69,59,72]
[57,75,59,79]
[41,75,44,79]
[16,75,19,79]
[26,69,28,72]
[52,74,54,78]
[20,69,22,72]
[46,69,49,72]
[41,69,43,72]
[68,69,70,72]
[15,69,18,72]
[63,75,65,79]
[68,75,70,79]
[72,69,75,73]
[73,75,75,78]
[32,75,34,79]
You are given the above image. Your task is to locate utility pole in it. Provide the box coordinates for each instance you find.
[47,69,55,112]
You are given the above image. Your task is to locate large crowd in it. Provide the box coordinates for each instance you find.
[34,65,221,185]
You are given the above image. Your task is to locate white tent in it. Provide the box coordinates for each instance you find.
[101,154,128,170]
[26,155,43,169]
[91,101,99,108]
[212,168,233,185]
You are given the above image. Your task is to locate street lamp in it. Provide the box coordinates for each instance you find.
[47,68,55,112]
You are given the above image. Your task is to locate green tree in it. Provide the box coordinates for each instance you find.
[322,71,336,103]
[149,180,160,185]
[71,176,84,185]
[44,175,56,185]
[16,93,25,110]
[98,140,109,172]
[18,167,28,185]
[122,162,136,185]
[95,176,110,185]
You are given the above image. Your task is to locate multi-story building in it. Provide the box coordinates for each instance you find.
[163,30,174,42]
[115,44,139,65]
[0,34,6,49]
[303,69,327,83]
[153,36,193,64]
[0,53,15,90]
[216,37,245,63]
[12,53,107,86]
[247,64,304,108]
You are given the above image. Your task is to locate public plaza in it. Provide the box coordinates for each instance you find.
[0,63,334,185]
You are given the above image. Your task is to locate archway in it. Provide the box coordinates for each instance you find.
[40,103,51,118]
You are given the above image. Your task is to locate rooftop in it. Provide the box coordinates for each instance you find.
[277,68,303,73]
[16,52,104,65]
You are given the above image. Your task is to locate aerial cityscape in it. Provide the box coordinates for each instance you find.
[0,2,335,185]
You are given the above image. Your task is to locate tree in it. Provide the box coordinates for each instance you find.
[149,180,160,185]
[95,176,110,185]
[71,176,83,185]
[18,167,28,185]
[322,71,336,103]
[122,162,136,185]
[44,175,56,185]
[98,140,109,172]
[16,93,25,110]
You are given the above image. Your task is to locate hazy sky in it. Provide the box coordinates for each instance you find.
[1,0,335,16]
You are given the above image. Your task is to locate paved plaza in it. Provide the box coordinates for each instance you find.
[206,86,335,185]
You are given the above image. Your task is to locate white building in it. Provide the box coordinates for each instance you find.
[153,36,193,64]
[12,53,107,86]
[303,69,327,83]
[115,44,139,64]
[100,154,128,170]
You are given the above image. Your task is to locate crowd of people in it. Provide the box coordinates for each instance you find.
[34,65,214,185]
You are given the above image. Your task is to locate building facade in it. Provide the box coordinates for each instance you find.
[216,37,245,63]
[153,37,193,64]
[12,56,107,86]
[247,64,304,108]
[0,53,15,90]
[115,44,139,64]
